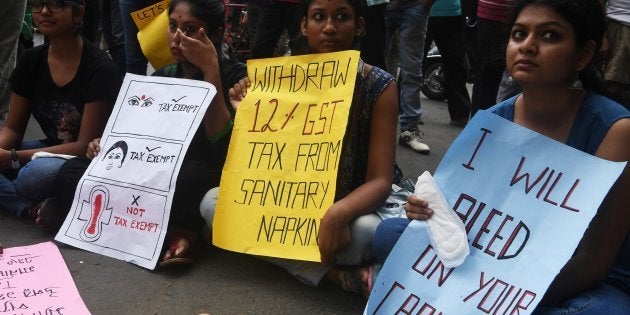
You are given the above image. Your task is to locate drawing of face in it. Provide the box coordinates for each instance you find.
[102,141,128,171]
[105,147,124,170]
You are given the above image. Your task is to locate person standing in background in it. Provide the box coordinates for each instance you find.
[361,0,388,69]
[424,0,471,127]
[102,0,126,77]
[470,0,514,115]
[385,0,432,154]
[119,0,162,75]
[604,0,630,109]
[0,1,28,120]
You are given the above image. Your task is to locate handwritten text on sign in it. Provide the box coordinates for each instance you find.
[365,110,626,314]
[0,242,90,314]
[214,51,360,262]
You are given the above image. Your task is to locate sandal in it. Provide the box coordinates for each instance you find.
[331,265,375,297]
[158,229,196,268]
[36,197,66,232]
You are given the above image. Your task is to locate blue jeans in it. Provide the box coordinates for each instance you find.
[118,0,158,75]
[0,141,67,217]
[372,218,630,314]
[534,282,630,314]
[384,3,429,131]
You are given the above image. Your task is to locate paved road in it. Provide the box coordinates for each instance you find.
[0,93,463,314]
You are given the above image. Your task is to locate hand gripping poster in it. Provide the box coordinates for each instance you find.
[213,51,360,262]
[55,74,215,270]
[365,110,626,314]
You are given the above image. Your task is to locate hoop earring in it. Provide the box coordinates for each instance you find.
[569,72,583,92]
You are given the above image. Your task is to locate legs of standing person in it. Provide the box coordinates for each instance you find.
[361,3,387,70]
[119,0,154,75]
[102,0,126,78]
[246,1,261,50]
[249,2,299,59]
[430,15,471,125]
[385,3,430,154]
[604,19,630,110]
[0,0,27,117]
[471,18,507,116]
[83,0,103,44]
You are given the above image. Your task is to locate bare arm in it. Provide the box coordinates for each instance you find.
[11,100,110,166]
[542,118,630,304]
[318,77,399,265]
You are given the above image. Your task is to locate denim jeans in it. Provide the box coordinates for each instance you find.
[0,141,68,217]
[372,218,630,314]
[533,282,630,314]
[119,0,158,75]
[384,3,429,131]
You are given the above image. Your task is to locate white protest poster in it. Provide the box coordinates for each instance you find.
[55,74,215,269]
[0,242,90,314]
[365,110,626,314]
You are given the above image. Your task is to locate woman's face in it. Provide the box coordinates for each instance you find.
[31,0,83,37]
[300,0,364,54]
[168,2,208,61]
[506,4,593,89]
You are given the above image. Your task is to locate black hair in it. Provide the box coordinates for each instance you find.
[508,0,610,95]
[292,0,366,55]
[102,141,129,164]
[168,0,225,48]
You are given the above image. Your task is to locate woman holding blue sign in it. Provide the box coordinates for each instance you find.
[201,0,399,296]
[372,0,630,312]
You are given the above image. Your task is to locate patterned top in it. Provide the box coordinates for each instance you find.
[335,63,395,201]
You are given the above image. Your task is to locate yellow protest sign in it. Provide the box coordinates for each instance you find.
[133,1,174,70]
[213,51,360,262]
[131,0,169,30]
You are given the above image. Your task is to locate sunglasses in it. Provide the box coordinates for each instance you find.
[29,0,81,13]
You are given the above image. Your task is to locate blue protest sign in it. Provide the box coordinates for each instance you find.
[365,110,626,314]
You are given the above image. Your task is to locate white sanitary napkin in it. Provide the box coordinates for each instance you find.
[415,171,469,268]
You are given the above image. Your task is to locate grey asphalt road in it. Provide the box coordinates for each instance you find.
[0,92,463,314]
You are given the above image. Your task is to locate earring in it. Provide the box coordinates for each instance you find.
[506,76,515,86]
[569,72,583,91]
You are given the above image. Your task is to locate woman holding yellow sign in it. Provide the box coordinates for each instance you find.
[201,0,399,296]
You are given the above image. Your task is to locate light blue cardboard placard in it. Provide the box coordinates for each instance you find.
[365,110,626,314]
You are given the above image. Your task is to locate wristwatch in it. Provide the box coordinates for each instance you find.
[10,149,20,169]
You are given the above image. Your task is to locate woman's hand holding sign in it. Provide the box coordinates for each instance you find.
[228,78,251,110]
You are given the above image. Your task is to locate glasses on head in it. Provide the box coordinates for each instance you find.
[29,0,80,13]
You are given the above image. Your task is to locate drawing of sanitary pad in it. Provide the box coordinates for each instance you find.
[415,171,469,268]
[78,185,113,242]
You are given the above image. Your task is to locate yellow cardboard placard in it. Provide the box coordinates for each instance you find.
[132,1,174,70]
[213,51,360,262]
[131,0,169,30]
